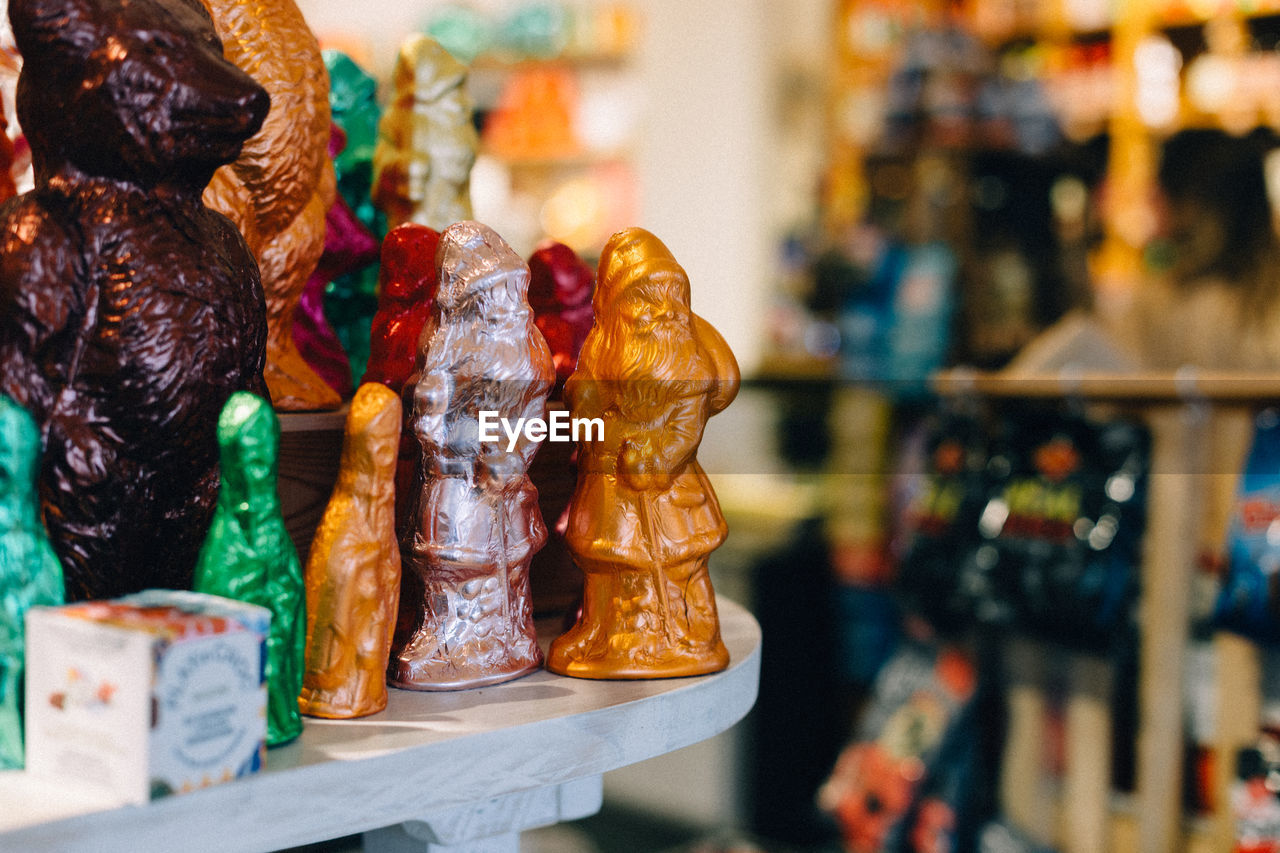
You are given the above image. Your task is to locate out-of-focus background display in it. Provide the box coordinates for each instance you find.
[285,1,1280,851]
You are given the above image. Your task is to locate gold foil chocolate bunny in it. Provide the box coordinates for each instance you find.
[390,221,554,690]
[547,228,740,679]
[300,383,402,718]
[372,35,477,232]
[200,0,342,411]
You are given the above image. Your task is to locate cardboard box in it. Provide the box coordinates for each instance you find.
[25,590,269,804]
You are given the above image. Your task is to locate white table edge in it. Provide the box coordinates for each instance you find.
[0,597,761,853]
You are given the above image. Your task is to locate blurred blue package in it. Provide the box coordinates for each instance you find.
[839,240,956,396]
[834,583,900,688]
[1214,409,1280,643]
[887,242,956,395]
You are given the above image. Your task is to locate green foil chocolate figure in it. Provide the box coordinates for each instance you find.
[323,50,386,384]
[0,396,63,769]
[325,50,383,234]
[194,392,304,747]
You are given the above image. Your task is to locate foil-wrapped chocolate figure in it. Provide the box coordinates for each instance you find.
[325,50,383,239]
[525,241,593,615]
[391,221,554,691]
[201,0,341,412]
[363,224,441,647]
[300,383,401,718]
[364,223,442,543]
[195,393,305,746]
[528,240,594,395]
[364,224,443,396]
[0,91,16,203]
[324,50,386,383]
[294,125,380,400]
[0,0,268,600]
[0,397,62,769]
[547,228,740,679]
[362,224,444,654]
[372,34,477,233]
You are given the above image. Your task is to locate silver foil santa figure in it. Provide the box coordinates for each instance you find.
[390,220,554,690]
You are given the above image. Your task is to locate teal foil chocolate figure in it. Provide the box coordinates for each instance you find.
[325,51,382,235]
[194,393,304,747]
[0,396,63,769]
[323,50,385,384]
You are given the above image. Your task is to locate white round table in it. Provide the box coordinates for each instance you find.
[0,597,761,852]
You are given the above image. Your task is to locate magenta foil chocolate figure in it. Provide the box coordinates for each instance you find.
[390,221,555,690]
[528,241,594,397]
[294,124,379,400]
[0,0,268,600]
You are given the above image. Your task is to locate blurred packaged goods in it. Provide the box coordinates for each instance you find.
[482,66,581,160]
[421,2,640,256]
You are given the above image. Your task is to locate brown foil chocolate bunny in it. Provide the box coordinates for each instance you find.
[547,228,740,679]
[372,35,477,232]
[300,382,402,718]
[0,0,268,600]
[200,0,341,412]
[390,221,554,690]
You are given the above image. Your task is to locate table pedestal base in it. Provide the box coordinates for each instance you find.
[363,775,604,853]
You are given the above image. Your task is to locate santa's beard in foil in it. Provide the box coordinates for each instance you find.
[595,307,712,422]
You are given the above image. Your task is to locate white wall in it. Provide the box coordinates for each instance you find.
[627,0,771,374]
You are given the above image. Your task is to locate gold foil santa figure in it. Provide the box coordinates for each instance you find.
[548,228,739,679]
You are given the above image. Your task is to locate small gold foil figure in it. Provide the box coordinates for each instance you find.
[390,221,554,691]
[200,0,341,412]
[547,228,740,679]
[372,34,477,232]
[300,383,402,718]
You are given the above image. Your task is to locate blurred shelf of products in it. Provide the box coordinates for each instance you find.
[753,0,1280,852]
[318,1,643,260]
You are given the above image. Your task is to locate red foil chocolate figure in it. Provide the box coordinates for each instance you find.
[364,223,442,541]
[390,221,554,690]
[0,93,16,203]
[365,224,443,396]
[525,241,593,615]
[528,240,594,395]
[0,0,269,599]
[294,125,379,400]
[365,223,441,648]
